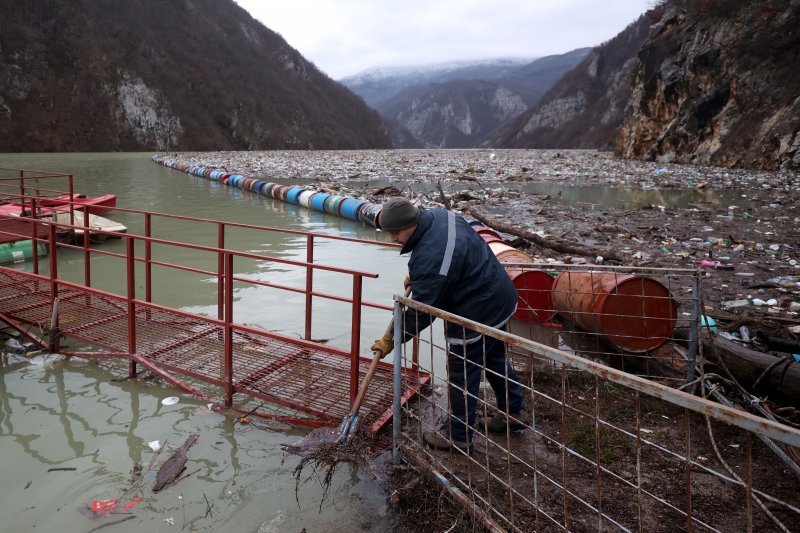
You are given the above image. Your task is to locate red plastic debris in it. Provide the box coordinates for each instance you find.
[122,497,142,510]
[90,499,118,515]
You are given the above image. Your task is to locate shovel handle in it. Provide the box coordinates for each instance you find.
[349,284,412,417]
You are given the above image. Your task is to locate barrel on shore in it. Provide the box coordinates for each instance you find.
[551,271,677,353]
[468,223,556,323]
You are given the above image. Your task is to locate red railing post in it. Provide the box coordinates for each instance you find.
[18,171,25,214]
[224,252,234,407]
[31,198,39,275]
[67,174,74,225]
[126,237,137,378]
[145,213,152,302]
[48,223,59,352]
[305,234,314,340]
[82,205,91,286]
[217,222,225,321]
[48,223,58,300]
[349,274,363,403]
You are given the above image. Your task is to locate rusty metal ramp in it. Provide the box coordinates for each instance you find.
[0,267,427,431]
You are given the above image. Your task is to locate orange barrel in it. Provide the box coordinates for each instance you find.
[551,271,677,353]
[468,221,504,245]
[488,241,533,264]
[506,267,556,322]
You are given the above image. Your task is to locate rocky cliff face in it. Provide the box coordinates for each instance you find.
[483,15,652,149]
[617,0,800,171]
[0,0,390,152]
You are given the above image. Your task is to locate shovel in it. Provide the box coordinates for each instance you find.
[283,285,410,456]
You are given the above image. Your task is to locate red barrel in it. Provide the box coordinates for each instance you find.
[552,271,677,353]
[506,268,556,322]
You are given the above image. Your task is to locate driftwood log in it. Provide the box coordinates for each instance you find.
[463,206,625,263]
[705,335,800,406]
[153,433,199,492]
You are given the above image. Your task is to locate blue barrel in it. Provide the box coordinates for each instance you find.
[285,186,304,205]
[358,202,382,228]
[339,198,366,221]
[228,175,241,187]
[251,180,265,192]
[310,192,330,212]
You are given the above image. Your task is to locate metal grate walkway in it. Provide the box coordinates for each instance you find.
[0,267,426,431]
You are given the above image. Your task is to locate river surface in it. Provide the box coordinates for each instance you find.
[0,152,409,532]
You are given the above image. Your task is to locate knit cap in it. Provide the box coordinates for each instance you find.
[379,197,420,231]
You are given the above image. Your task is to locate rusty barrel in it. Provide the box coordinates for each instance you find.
[484,240,557,323]
[552,271,677,353]
[488,241,533,264]
[507,267,556,322]
[468,221,505,245]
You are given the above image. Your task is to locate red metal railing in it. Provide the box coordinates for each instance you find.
[0,174,410,424]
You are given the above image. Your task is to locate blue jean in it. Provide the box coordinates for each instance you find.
[445,326,524,442]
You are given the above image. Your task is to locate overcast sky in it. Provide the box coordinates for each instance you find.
[234,0,653,79]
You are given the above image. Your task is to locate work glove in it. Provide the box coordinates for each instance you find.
[404,274,411,291]
[371,332,394,359]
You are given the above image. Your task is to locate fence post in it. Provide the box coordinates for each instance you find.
[126,237,137,378]
[685,271,700,381]
[392,297,403,462]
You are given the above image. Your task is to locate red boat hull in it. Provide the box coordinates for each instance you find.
[39,193,117,215]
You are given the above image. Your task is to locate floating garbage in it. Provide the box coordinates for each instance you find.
[148,440,162,451]
[161,396,179,406]
[700,314,717,332]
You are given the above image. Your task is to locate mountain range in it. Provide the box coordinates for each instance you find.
[2,0,797,170]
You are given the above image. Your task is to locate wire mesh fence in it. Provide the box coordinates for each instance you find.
[392,264,800,532]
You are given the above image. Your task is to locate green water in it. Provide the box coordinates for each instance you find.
[0,153,407,532]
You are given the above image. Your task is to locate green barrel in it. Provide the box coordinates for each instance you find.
[0,240,47,265]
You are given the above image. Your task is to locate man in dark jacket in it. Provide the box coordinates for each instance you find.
[371,197,528,452]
